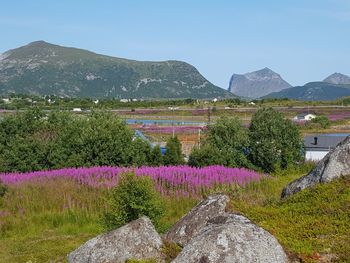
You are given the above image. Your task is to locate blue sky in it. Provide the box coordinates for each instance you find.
[1,0,349,88]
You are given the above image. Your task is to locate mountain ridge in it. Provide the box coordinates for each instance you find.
[228,68,291,99]
[0,41,233,99]
[262,81,350,101]
[323,72,350,85]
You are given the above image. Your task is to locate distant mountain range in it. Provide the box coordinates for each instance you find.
[0,41,233,99]
[262,72,350,101]
[228,68,291,99]
[262,81,350,101]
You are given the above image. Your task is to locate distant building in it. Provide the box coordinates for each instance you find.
[304,134,348,161]
[2,98,10,104]
[72,108,82,112]
[294,113,316,121]
[120,99,129,103]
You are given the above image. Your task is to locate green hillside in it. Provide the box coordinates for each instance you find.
[263,81,350,101]
[0,41,233,99]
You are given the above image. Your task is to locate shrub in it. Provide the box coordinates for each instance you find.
[149,145,164,166]
[161,240,182,262]
[0,179,7,198]
[310,115,331,129]
[249,108,303,172]
[188,145,225,167]
[164,136,184,165]
[103,173,165,231]
[189,116,253,168]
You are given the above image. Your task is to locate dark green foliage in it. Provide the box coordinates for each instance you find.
[149,145,164,166]
[206,116,252,168]
[310,115,331,129]
[164,136,184,165]
[189,117,253,168]
[0,179,7,198]
[249,108,303,172]
[0,109,154,172]
[188,145,225,167]
[103,173,165,231]
[131,138,152,166]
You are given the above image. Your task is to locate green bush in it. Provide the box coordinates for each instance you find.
[0,179,7,198]
[188,116,253,168]
[149,145,164,166]
[161,241,182,262]
[103,173,165,231]
[310,115,331,129]
[164,136,184,165]
[188,145,224,167]
[249,108,303,172]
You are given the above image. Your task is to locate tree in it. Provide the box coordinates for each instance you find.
[149,145,164,166]
[188,145,225,167]
[131,138,152,166]
[206,116,252,168]
[249,108,303,173]
[103,172,164,231]
[164,136,184,165]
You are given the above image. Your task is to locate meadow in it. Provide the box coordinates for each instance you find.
[1,163,349,262]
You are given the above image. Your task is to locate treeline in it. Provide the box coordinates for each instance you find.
[189,108,304,173]
[0,108,303,173]
[0,109,182,172]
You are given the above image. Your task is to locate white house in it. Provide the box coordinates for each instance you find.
[72,108,82,112]
[2,98,10,104]
[304,135,347,161]
[294,113,316,121]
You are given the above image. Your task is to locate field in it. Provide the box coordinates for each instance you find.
[1,163,349,262]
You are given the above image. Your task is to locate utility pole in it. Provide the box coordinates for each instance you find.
[172,106,175,138]
[198,128,201,149]
[207,106,211,125]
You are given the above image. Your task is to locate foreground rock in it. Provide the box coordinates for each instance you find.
[166,194,229,246]
[282,136,350,198]
[172,213,288,263]
[67,216,163,263]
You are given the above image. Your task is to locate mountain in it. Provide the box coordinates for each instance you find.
[228,67,291,99]
[323,73,350,85]
[263,81,350,101]
[0,41,233,99]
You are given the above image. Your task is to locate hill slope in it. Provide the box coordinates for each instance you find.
[263,81,350,101]
[228,68,291,99]
[0,41,232,99]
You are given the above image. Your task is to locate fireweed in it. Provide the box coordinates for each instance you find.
[0,166,263,197]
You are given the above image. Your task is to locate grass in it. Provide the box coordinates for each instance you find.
[0,178,197,262]
[230,163,350,262]
[1,163,349,262]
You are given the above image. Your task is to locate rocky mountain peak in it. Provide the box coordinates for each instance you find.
[228,68,291,99]
[323,72,350,85]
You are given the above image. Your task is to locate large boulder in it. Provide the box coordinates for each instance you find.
[165,194,229,246]
[67,216,163,263]
[172,213,288,263]
[282,136,350,198]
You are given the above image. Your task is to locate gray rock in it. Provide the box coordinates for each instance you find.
[165,194,229,246]
[67,216,163,263]
[172,213,288,263]
[282,135,350,198]
[228,68,291,99]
